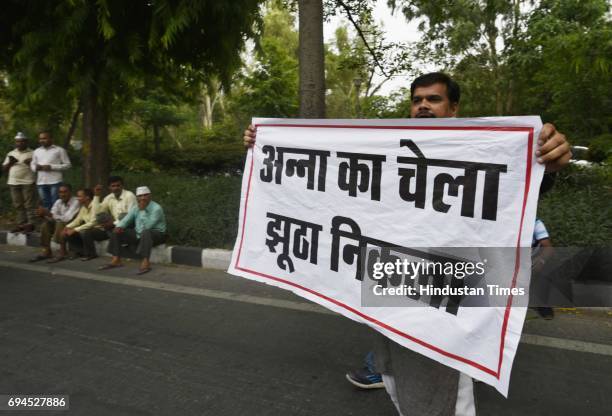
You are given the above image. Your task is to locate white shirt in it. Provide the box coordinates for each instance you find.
[93,189,137,225]
[2,148,36,185]
[31,145,71,185]
[50,196,80,223]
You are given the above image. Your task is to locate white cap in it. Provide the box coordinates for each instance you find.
[14,132,27,140]
[136,186,151,196]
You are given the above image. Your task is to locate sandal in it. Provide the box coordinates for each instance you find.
[46,257,66,264]
[80,256,98,261]
[29,254,51,263]
[98,263,123,271]
[136,267,151,275]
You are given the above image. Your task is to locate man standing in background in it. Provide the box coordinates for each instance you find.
[30,130,71,210]
[2,132,37,233]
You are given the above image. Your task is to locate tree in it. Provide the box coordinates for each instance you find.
[0,0,264,186]
[223,4,300,130]
[390,0,611,143]
[299,0,326,117]
[325,21,413,118]
[513,0,611,141]
[390,0,521,115]
[131,89,186,154]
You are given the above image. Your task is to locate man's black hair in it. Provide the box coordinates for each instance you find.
[410,72,461,104]
[58,182,72,191]
[79,188,94,199]
[108,175,124,185]
[38,130,52,137]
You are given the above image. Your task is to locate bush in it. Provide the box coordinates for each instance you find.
[153,141,245,175]
[587,133,612,163]
[110,124,160,173]
[538,164,612,246]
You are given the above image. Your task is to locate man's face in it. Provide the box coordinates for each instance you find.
[15,139,28,150]
[410,83,458,118]
[38,133,52,147]
[58,186,71,202]
[77,190,90,206]
[109,181,123,196]
[137,194,151,209]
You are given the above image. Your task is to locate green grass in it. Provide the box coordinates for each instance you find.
[1,164,610,248]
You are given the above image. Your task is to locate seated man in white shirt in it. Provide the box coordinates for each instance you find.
[30,130,71,210]
[30,183,79,263]
[92,175,137,230]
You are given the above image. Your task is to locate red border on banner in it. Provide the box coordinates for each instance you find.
[235,123,534,379]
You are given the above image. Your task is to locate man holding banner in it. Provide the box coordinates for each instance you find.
[239,72,571,416]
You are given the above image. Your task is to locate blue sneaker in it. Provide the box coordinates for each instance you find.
[345,367,384,389]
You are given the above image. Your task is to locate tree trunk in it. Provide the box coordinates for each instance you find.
[81,84,110,188]
[298,0,326,118]
[63,101,81,148]
[153,124,161,154]
[488,38,503,116]
[201,93,213,129]
[505,0,521,115]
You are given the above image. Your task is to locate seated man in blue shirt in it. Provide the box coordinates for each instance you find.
[100,186,167,275]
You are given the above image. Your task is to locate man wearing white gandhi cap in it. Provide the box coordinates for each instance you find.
[99,185,167,275]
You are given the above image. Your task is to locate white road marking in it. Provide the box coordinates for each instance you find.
[2,259,612,357]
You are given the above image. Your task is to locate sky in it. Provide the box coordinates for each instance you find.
[324,0,431,95]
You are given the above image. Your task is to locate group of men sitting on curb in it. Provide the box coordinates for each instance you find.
[27,176,166,275]
[3,162,167,275]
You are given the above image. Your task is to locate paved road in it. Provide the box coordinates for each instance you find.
[1,245,611,416]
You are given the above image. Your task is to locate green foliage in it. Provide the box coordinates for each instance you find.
[0,0,265,185]
[538,164,612,246]
[109,124,157,172]
[109,119,245,175]
[225,4,299,126]
[514,0,612,141]
[325,23,414,118]
[392,0,611,142]
[587,134,612,163]
[153,140,245,175]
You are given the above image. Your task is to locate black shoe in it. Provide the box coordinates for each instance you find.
[346,368,384,389]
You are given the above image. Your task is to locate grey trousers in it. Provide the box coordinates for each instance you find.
[107,229,166,259]
[374,334,460,416]
[66,228,109,257]
[10,184,37,224]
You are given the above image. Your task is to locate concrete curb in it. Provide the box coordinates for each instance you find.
[0,230,231,271]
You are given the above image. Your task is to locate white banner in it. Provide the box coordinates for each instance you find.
[228,117,544,396]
